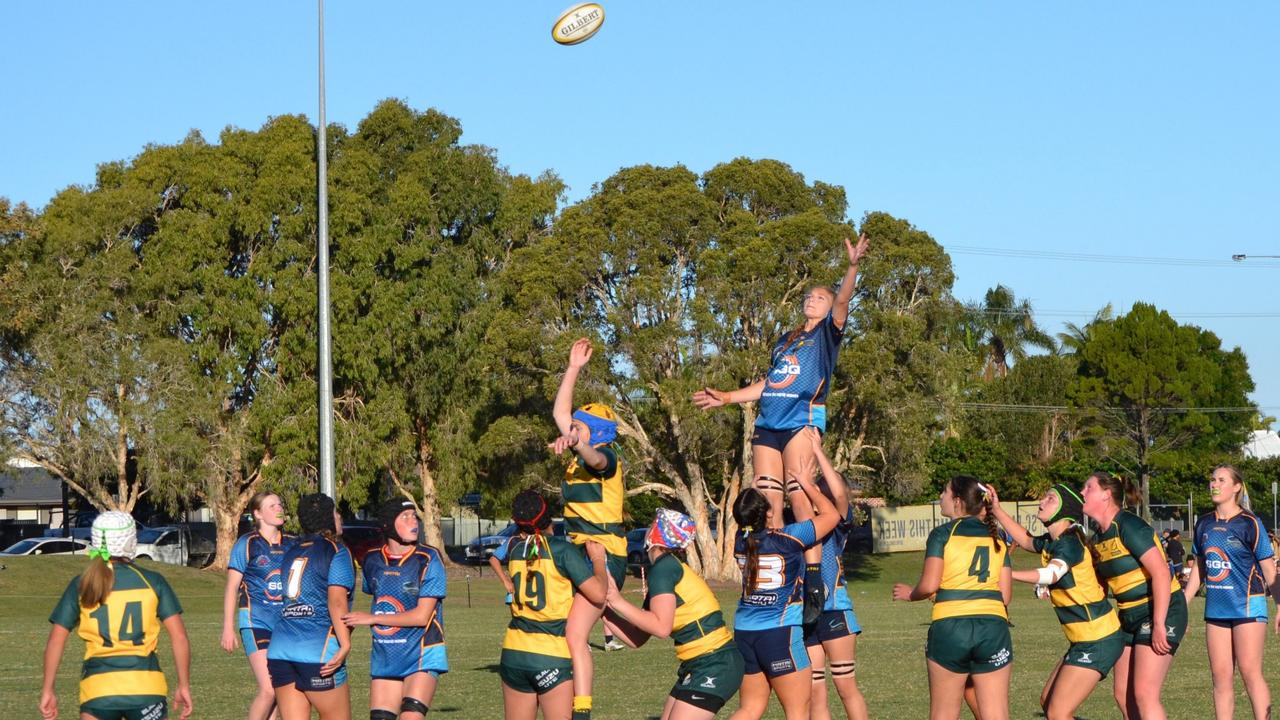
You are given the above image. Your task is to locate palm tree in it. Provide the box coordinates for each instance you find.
[968,285,1056,380]
[1057,303,1114,355]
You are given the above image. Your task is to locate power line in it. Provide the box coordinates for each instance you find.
[957,402,1273,415]
[968,308,1280,320]
[949,245,1280,269]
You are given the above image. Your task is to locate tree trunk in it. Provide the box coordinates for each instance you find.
[211,505,242,572]
[415,422,451,563]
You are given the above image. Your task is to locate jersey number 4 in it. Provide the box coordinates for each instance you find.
[89,601,144,647]
[968,547,991,583]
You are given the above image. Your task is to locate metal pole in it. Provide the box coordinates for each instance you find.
[316,0,336,499]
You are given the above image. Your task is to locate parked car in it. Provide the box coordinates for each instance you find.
[340,522,384,564]
[626,528,648,569]
[465,520,565,564]
[134,526,192,566]
[1,536,90,556]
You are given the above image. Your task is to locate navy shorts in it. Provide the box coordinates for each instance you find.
[1206,617,1268,628]
[735,626,810,678]
[804,609,862,647]
[240,627,271,656]
[267,658,348,691]
[750,426,812,453]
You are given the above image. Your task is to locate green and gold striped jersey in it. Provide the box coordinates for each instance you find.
[1033,531,1121,642]
[1092,511,1181,624]
[925,516,1011,622]
[49,562,182,707]
[562,445,626,556]
[502,535,594,660]
[645,553,733,661]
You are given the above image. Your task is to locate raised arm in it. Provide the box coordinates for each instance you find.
[806,427,849,517]
[552,338,593,435]
[985,486,1035,553]
[606,587,676,641]
[793,461,840,541]
[831,233,868,328]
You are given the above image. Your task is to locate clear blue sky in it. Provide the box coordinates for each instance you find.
[6,2,1278,413]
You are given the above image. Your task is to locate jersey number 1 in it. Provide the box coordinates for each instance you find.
[89,601,144,647]
[968,547,991,583]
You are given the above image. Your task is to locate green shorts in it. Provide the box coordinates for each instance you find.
[82,699,167,720]
[1121,591,1188,653]
[670,645,745,713]
[499,649,573,695]
[1062,631,1126,678]
[926,617,1013,675]
[607,552,627,589]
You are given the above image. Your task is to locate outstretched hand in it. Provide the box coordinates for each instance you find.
[548,432,582,455]
[800,426,823,454]
[567,338,593,369]
[845,233,869,265]
[692,387,728,410]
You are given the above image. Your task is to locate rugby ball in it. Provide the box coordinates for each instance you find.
[552,3,605,45]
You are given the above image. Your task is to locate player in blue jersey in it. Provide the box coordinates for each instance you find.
[222,491,295,720]
[695,233,868,625]
[790,429,868,720]
[343,498,448,720]
[1182,465,1280,720]
[267,493,355,720]
[732,453,842,720]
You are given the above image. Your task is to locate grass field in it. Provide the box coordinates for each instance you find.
[0,551,1271,719]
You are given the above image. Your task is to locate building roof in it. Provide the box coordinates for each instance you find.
[0,466,62,506]
[1244,430,1280,460]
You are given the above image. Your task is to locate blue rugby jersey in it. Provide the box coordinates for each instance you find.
[733,520,817,630]
[267,534,355,664]
[228,531,296,630]
[820,507,856,612]
[361,544,448,677]
[757,313,844,432]
[1193,510,1274,620]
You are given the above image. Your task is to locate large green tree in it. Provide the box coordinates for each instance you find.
[1071,302,1255,514]
[325,100,563,553]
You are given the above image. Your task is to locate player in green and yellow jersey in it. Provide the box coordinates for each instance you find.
[893,476,1013,720]
[989,483,1123,720]
[40,511,192,720]
[1082,471,1186,720]
[604,509,744,719]
[549,337,628,720]
[500,490,608,720]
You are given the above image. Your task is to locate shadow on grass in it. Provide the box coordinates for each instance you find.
[842,551,884,583]
[474,663,502,673]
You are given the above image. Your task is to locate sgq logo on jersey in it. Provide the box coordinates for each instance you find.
[552,3,605,45]
[1203,547,1232,582]
[766,354,802,389]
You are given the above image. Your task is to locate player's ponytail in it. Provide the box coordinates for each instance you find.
[949,476,1002,552]
[79,555,114,608]
[733,488,770,592]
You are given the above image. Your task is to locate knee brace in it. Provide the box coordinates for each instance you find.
[400,696,429,715]
[754,475,784,494]
[811,667,827,684]
[830,660,856,678]
[371,710,398,720]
